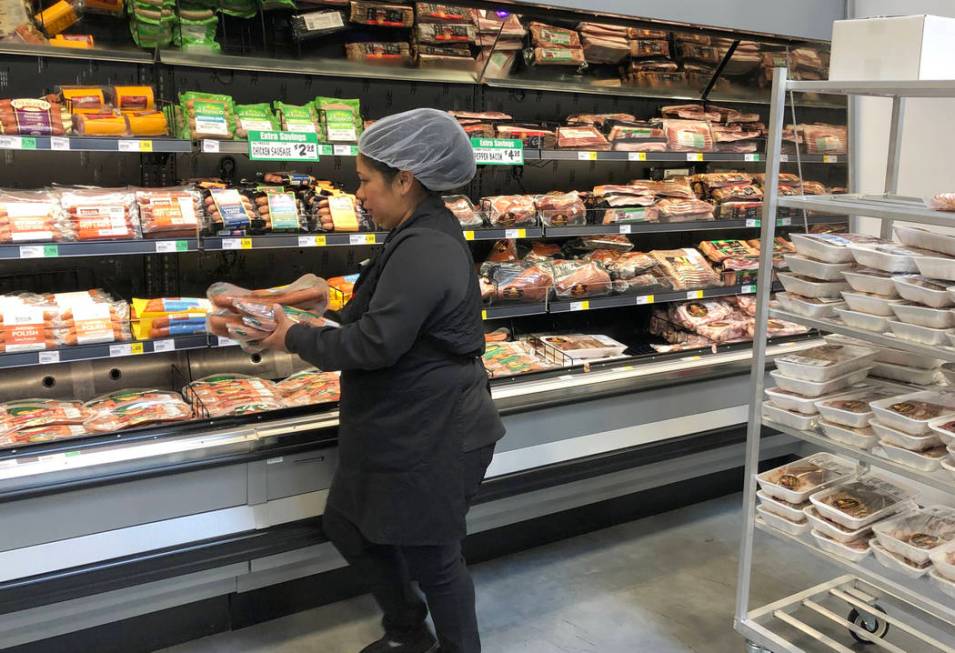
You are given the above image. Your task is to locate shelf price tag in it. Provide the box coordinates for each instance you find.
[38,350,60,364]
[628,152,647,161]
[619,224,632,234]
[777,217,792,226]
[636,295,654,305]
[50,137,70,151]
[155,240,188,253]
[217,336,238,347]
[349,234,377,245]
[153,339,175,353]
[463,230,475,241]
[577,151,597,161]
[201,140,220,153]
[504,229,526,239]
[248,130,320,162]
[333,144,358,156]
[686,290,704,300]
[745,219,761,228]
[744,154,760,162]
[686,153,704,162]
[222,238,252,250]
[109,344,131,357]
[470,138,524,165]
[779,154,790,162]
[297,235,327,247]
[822,154,838,163]
[481,310,488,320]
[0,135,23,149]
[569,300,590,312]
[741,284,756,294]
[19,244,59,258]
[118,140,152,152]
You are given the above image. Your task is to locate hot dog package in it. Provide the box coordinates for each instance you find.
[276,368,340,407]
[200,186,256,234]
[0,189,72,243]
[135,187,201,237]
[183,373,285,417]
[0,96,71,136]
[57,187,142,241]
[178,92,236,140]
[131,297,211,340]
[0,398,90,441]
[207,274,329,312]
[83,388,193,432]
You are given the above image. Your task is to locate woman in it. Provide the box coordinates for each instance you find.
[258,108,505,653]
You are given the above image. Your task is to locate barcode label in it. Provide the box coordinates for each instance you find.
[38,351,60,364]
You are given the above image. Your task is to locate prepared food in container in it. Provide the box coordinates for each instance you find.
[870,418,941,451]
[756,489,807,523]
[848,243,932,274]
[789,233,884,264]
[775,292,844,319]
[871,505,955,566]
[875,347,941,370]
[810,529,872,562]
[927,415,955,446]
[834,308,889,333]
[773,344,876,383]
[755,452,852,504]
[892,275,953,308]
[764,385,852,415]
[762,401,815,431]
[804,506,874,544]
[888,320,955,346]
[895,224,955,257]
[877,441,948,472]
[929,540,955,582]
[870,361,938,386]
[914,254,955,282]
[809,478,910,530]
[889,301,955,329]
[777,272,848,299]
[782,254,852,281]
[757,505,810,536]
[841,269,899,297]
[870,540,932,578]
[769,368,870,398]
[839,291,903,317]
[870,391,955,435]
[815,389,891,428]
[819,419,879,450]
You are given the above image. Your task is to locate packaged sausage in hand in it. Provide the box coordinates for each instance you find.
[58,187,142,241]
[0,189,72,243]
[207,273,329,312]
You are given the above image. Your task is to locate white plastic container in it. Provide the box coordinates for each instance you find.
[929,540,955,582]
[892,274,954,308]
[871,505,955,566]
[835,308,888,332]
[783,254,853,281]
[789,233,859,264]
[820,419,879,449]
[773,344,877,382]
[842,269,899,297]
[941,363,955,386]
[875,347,941,370]
[929,568,955,599]
[762,401,816,431]
[870,391,955,435]
[848,243,924,273]
[927,415,955,446]
[895,224,955,258]
[804,506,873,544]
[777,272,849,299]
[870,361,938,386]
[815,389,890,428]
[775,292,845,319]
[870,540,931,579]
[755,452,854,504]
[888,320,955,346]
[877,441,948,472]
[810,529,872,562]
[809,478,909,530]
[757,490,808,523]
[840,291,903,316]
[770,369,870,398]
[757,505,811,536]
[764,386,847,415]
[871,420,942,451]
[915,254,955,282]
[889,301,955,328]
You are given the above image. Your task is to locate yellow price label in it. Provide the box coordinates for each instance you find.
[139,140,154,152]
[686,153,704,162]
[315,235,327,247]
[577,151,597,161]
[686,290,704,300]
[481,310,488,320]
[240,238,252,249]
[628,152,647,161]
[130,342,144,355]
[822,154,837,163]
[463,231,475,241]
[636,295,654,305]
[570,300,590,312]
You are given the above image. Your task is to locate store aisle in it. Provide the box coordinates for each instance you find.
[162,494,830,653]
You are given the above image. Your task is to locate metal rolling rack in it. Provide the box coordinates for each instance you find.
[735,68,955,653]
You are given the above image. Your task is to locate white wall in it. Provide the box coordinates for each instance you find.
[849,1,955,234]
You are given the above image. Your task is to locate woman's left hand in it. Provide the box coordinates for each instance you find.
[259,304,294,353]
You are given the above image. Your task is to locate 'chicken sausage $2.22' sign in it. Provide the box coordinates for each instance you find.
[248,131,320,162]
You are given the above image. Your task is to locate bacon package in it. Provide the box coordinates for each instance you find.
[660,104,721,122]
[184,373,285,418]
[483,341,554,378]
[495,124,557,149]
[481,195,538,227]
[349,1,413,27]
[651,248,723,289]
[527,47,586,66]
[345,42,412,64]
[557,126,610,150]
[276,368,341,407]
[607,121,668,152]
[58,188,141,241]
[661,119,714,152]
[83,389,193,433]
[536,191,587,227]
[529,22,581,48]
[655,198,715,222]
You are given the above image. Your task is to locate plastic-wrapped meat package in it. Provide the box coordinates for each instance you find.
[0,296,57,352]
[450,111,513,121]
[717,202,761,220]
[691,172,754,198]
[415,3,470,22]
[0,398,90,441]
[660,104,721,122]
[1,423,89,447]
[470,10,526,38]
[694,319,750,343]
[784,123,848,155]
[656,198,715,222]
[731,295,757,317]
[629,176,696,200]
[629,70,687,89]
[417,44,476,70]
[83,389,193,433]
[184,374,285,418]
[581,34,630,64]
[930,194,955,212]
[669,299,734,329]
[584,249,620,267]
[45,291,132,347]
[0,97,70,136]
[711,124,761,153]
[551,260,612,299]
[443,195,483,227]
[491,263,553,303]
[58,188,141,241]
[345,42,412,64]
[135,188,201,238]
[556,126,610,150]
[710,184,763,203]
[0,189,72,243]
[675,43,721,65]
[495,124,556,149]
[756,318,808,338]
[524,241,561,262]
[349,1,413,27]
[577,22,628,38]
[567,113,636,127]
[698,239,758,264]
[201,187,257,234]
[536,191,587,226]
[528,47,586,66]
[415,21,475,44]
[593,185,656,207]
[207,274,328,312]
[276,369,341,407]
[481,195,538,227]
[651,248,723,289]
[483,341,553,378]
[607,121,668,151]
[605,251,657,280]
[661,119,714,152]
[528,22,581,48]
[630,39,670,59]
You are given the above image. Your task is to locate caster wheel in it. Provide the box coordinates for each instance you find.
[848,605,890,644]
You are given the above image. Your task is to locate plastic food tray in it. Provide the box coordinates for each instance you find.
[848,244,921,273]
[809,479,909,530]
[840,291,903,317]
[756,490,808,523]
[790,233,858,264]
[769,369,870,398]
[757,505,811,536]
[929,540,955,582]
[870,419,942,451]
[804,506,873,544]
[870,391,955,435]
[775,293,845,319]
[942,457,955,479]
[774,344,877,383]
[929,568,955,599]
[762,401,816,431]
[782,254,853,281]
[895,224,955,257]
[764,385,858,415]
[888,320,955,346]
[890,302,955,329]
[875,347,941,370]
[928,415,955,446]
[877,441,947,472]
[835,308,889,333]
[892,274,954,308]
[819,419,878,450]
[777,272,849,299]
[915,255,955,282]
[755,452,853,505]
[941,363,955,386]
[870,361,938,386]
[842,269,899,297]
[870,540,931,579]
[815,390,888,428]
[871,505,955,566]
[810,529,872,562]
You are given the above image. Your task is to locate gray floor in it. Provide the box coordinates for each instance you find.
[163,494,832,653]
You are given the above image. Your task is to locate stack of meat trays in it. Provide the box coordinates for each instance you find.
[777,233,857,323]
[788,47,828,81]
[672,32,720,85]
[470,9,525,51]
[577,22,629,65]
[627,26,679,87]
[720,40,762,77]
[414,3,476,70]
[526,22,585,66]
[449,110,512,139]
[783,123,848,156]
[591,185,657,225]
[691,172,762,219]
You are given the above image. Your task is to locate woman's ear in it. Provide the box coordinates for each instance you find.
[396,170,417,195]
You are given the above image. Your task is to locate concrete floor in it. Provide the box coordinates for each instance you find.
[163,494,833,653]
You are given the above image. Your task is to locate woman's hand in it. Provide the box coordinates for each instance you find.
[258,305,326,353]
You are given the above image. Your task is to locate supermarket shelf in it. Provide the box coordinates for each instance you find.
[763,420,955,496]
[482,303,548,320]
[542,214,847,238]
[0,239,198,260]
[0,42,154,64]
[0,335,209,370]
[779,194,955,229]
[464,227,543,241]
[202,233,384,250]
[769,308,955,363]
[548,283,762,314]
[788,79,955,98]
[754,519,955,626]
[526,151,844,164]
[0,136,192,153]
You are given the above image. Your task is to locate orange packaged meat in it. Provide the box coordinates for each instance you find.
[661,119,714,152]
[84,389,193,433]
[58,188,141,241]
[0,398,90,438]
[277,369,341,407]
[184,374,285,418]
[206,274,329,313]
[135,188,201,237]
[2,423,88,446]
[0,189,72,243]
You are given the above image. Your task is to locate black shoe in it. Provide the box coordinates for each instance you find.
[359,628,437,653]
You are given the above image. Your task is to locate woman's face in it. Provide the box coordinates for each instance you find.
[356,155,416,231]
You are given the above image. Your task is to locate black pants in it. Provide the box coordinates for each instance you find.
[323,444,495,653]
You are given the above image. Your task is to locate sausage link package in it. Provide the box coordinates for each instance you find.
[131,297,211,339]
[248,186,305,232]
[235,103,279,140]
[0,97,70,136]
[200,186,256,234]
[0,189,72,243]
[290,9,347,42]
[0,398,90,440]
[183,373,285,417]
[178,92,236,140]
[135,187,201,237]
[276,368,340,407]
[83,389,193,433]
[173,6,220,52]
[349,1,413,28]
[47,290,132,346]
[57,187,142,241]
[274,101,320,134]
[128,0,175,48]
[314,97,362,142]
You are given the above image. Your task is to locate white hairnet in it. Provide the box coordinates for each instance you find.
[358,108,476,191]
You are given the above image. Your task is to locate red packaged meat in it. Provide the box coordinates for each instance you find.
[551,260,612,299]
[349,1,413,27]
[661,119,714,152]
[930,194,955,212]
[567,113,636,127]
[573,234,633,252]
[345,42,412,64]
[631,39,670,59]
[656,198,715,222]
[58,188,141,241]
[135,188,201,237]
[0,97,70,136]
[557,126,610,150]
[607,121,668,151]
[690,172,754,198]
[698,239,758,264]
[603,251,657,280]
[710,184,763,203]
[0,398,90,438]
[581,34,630,64]
[660,104,721,122]
[277,368,341,407]
[490,263,553,303]
[670,299,734,329]
[1,424,88,447]
[449,111,513,121]
[529,22,581,48]
[651,248,723,289]
[536,191,587,226]
[495,124,556,149]
[694,319,749,343]
[206,274,329,312]
[415,22,475,44]
[443,195,483,227]
[629,177,697,200]
[528,47,586,67]
[414,3,470,23]
[84,389,193,433]
[630,71,687,89]
[675,43,722,65]
[481,195,538,227]
[184,373,285,418]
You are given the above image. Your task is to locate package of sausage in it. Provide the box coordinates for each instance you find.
[84,389,193,433]
[277,369,341,407]
[0,298,54,352]
[131,297,210,339]
[0,190,71,243]
[207,273,329,312]
[178,92,235,140]
[1,424,88,447]
[135,187,201,237]
[249,187,305,233]
[201,187,256,233]
[183,373,285,418]
[0,97,69,136]
[57,187,141,240]
[273,101,320,134]
[48,290,131,346]
[0,398,90,438]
